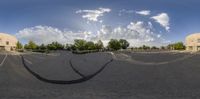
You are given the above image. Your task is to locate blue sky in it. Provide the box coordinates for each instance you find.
[0,0,200,46]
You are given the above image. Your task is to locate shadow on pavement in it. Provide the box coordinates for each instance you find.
[20,54,113,84]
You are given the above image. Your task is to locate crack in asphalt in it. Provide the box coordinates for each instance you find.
[4,51,197,85]
[20,53,113,85]
[69,58,86,78]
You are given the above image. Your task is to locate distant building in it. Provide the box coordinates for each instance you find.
[0,33,18,51]
[186,33,200,51]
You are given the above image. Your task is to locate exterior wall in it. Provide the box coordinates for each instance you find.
[0,33,18,51]
[186,33,200,51]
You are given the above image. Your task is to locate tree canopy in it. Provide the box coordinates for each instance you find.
[95,40,104,50]
[86,41,96,50]
[167,42,185,50]
[24,41,37,50]
[119,39,130,49]
[74,39,87,50]
[108,39,122,50]
[16,41,23,49]
[22,39,130,52]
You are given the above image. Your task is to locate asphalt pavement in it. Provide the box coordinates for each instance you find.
[0,51,200,99]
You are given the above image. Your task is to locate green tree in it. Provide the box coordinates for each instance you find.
[86,41,96,50]
[108,39,121,50]
[28,41,37,50]
[24,44,29,49]
[70,44,76,51]
[52,42,64,50]
[173,42,185,50]
[119,39,129,49]
[167,42,185,50]
[47,43,56,50]
[46,42,64,50]
[39,44,47,50]
[16,41,23,49]
[95,40,104,50]
[139,45,150,50]
[65,44,71,50]
[160,46,165,50]
[167,44,174,50]
[151,46,159,50]
[74,39,87,50]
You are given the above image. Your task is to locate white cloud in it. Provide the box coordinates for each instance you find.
[15,26,94,45]
[136,10,151,16]
[151,13,170,31]
[148,21,153,29]
[94,21,169,46]
[76,8,111,22]
[16,22,170,47]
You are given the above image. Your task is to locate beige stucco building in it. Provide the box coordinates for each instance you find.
[186,33,200,51]
[0,33,18,51]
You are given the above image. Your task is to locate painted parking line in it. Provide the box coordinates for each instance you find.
[0,53,7,67]
[110,52,116,59]
[24,58,33,64]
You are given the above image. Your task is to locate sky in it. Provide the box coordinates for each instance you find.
[0,0,200,46]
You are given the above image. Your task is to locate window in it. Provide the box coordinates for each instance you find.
[198,39,200,43]
[197,46,200,51]
[6,41,9,45]
[188,46,193,50]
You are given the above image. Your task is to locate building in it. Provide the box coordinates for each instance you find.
[186,33,200,51]
[0,33,18,51]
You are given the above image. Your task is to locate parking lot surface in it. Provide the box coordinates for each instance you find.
[1,51,200,99]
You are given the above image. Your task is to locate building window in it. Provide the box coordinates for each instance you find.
[197,46,200,51]
[198,39,200,43]
[6,41,9,45]
[188,46,193,50]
